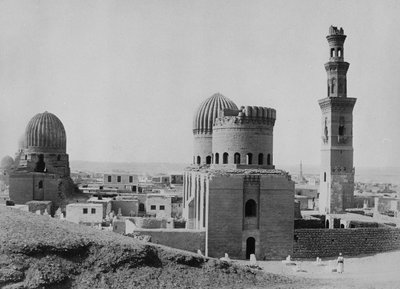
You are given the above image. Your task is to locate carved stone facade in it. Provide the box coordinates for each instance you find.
[319,26,357,214]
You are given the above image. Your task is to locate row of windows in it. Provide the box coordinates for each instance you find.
[83,208,97,214]
[150,205,165,210]
[196,153,271,165]
[25,154,62,161]
[107,175,134,183]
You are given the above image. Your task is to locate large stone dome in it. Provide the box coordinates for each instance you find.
[24,111,67,153]
[193,93,238,134]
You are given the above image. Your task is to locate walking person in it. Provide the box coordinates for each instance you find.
[337,253,344,273]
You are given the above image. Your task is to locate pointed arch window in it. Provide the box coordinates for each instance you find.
[234,153,241,164]
[245,199,257,217]
[258,153,264,165]
[267,154,271,165]
[246,153,253,165]
[223,153,229,164]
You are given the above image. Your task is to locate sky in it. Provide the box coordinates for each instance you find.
[0,0,400,168]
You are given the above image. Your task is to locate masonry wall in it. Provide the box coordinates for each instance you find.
[111,200,139,216]
[293,228,400,258]
[208,175,244,259]
[193,134,212,164]
[9,173,59,204]
[258,175,294,260]
[212,123,273,165]
[135,229,206,253]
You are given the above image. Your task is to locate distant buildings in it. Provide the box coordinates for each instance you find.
[103,173,139,192]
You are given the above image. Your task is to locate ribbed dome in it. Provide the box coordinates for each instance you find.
[24,112,66,153]
[193,93,238,134]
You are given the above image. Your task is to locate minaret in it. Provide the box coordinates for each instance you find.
[318,26,357,214]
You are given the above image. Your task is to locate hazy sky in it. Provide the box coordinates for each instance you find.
[1,0,400,168]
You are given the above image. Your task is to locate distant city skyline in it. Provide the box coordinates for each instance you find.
[1,1,399,168]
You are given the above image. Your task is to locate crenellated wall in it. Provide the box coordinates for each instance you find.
[212,106,276,167]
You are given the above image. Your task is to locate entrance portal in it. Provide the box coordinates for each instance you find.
[246,237,255,259]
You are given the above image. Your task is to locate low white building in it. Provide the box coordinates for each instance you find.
[103,173,139,191]
[66,203,103,225]
[145,194,172,218]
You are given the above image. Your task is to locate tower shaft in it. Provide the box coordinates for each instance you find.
[319,26,357,214]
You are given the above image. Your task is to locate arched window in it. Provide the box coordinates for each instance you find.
[197,156,201,165]
[245,199,257,217]
[324,172,326,182]
[206,156,211,164]
[34,154,46,173]
[267,154,271,165]
[246,153,253,165]
[38,180,43,189]
[57,155,61,161]
[338,48,342,57]
[139,203,145,212]
[215,153,219,164]
[25,155,27,160]
[234,153,240,164]
[330,48,334,58]
[331,78,335,94]
[223,153,229,164]
[258,153,264,165]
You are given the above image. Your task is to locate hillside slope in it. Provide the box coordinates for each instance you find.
[0,206,327,289]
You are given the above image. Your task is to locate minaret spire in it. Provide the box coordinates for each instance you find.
[325,26,349,98]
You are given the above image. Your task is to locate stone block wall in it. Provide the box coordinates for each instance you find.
[208,175,244,259]
[134,229,206,254]
[293,228,400,258]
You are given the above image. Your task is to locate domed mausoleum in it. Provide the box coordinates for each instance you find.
[183,93,294,260]
[9,112,75,206]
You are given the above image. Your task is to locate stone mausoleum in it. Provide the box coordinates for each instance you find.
[319,26,357,214]
[183,93,294,260]
[9,111,78,209]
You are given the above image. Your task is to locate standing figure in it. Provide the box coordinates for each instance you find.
[337,253,344,273]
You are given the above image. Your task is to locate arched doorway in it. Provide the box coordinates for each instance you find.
[246,237,255,259]
[326,219,330,228]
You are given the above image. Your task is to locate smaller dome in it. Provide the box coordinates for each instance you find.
[0,155,14,169]
[24,111,67,153]
[193,93,238,134]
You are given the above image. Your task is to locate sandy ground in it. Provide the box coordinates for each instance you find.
[236,250,400,289]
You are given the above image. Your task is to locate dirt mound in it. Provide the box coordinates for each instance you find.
[0,206,324,288]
